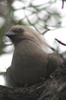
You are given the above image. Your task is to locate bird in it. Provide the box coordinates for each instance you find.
[5,25,63,87]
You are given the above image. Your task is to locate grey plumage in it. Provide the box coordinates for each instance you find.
[6,25,63,87]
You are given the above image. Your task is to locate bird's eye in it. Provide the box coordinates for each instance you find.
[13,28,24,33]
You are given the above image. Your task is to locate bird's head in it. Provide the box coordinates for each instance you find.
[6,25,25,44]
[5,25,38,45]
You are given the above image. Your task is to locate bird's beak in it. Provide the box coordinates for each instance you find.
[5,31,15,37]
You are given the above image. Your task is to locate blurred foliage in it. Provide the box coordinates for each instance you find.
[0,0,62,55]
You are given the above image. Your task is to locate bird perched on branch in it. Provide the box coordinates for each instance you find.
[6,25,63,87]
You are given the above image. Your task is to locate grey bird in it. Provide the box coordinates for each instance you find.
[6,25,63,87]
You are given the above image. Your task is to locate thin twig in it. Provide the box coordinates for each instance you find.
[62,0,64,9]
[55,38,66,46]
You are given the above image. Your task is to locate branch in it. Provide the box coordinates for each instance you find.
[0,81,48,100]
